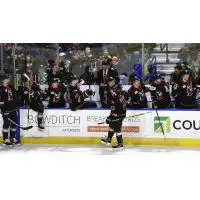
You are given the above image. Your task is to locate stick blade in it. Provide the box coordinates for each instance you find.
[22,126,33,130]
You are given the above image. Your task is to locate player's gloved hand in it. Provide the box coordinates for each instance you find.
[106,116,112,124]
[106,118,110,124]
[173,83,178,90]
[3,112,9,117]
[149,86,156,91]
[86,89,95,96]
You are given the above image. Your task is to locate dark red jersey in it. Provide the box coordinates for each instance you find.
[0,85,18,112]
[150,83,171,108]
[128,85,147,108]
[172,79,196,108]
[67,85,89,110]
[105,85,128,118]
[47,85,66,107]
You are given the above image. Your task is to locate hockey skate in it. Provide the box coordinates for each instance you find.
[112,142,123,149]
[38,124,45,131]
[11,138,21,146]
[100,138,111,146]
[3,139,13,147]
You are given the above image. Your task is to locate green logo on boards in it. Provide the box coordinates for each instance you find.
[154,116,170,133]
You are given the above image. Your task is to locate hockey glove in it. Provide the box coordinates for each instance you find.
[106,118,111,124]
[85,89,95,97]
[3,112,9,117]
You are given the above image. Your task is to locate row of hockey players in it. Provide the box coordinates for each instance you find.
[0,77,45,146]
[0,74,98,146]
[43,68,198,110]
[128,68,197,109]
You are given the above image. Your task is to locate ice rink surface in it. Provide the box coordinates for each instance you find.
[1,144,200,200]
[1,144,200,154]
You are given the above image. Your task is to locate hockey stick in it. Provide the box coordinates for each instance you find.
[23,73,31,121]
[8,118,33,130]
[97,111,151,125]
[154,107,166,139]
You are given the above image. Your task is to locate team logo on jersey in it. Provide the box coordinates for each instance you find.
[154,116,170,133]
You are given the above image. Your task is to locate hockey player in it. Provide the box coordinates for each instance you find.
[0,78,20,146]
[101,77,129,148]
[172,69,197,109]
[127,76,147,108]
[18,77,45,130]
[47,80,66,108]
[149,75,172,108]
[47,64,63,86]
[67,75,97,111]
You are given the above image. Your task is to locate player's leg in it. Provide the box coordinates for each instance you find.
[37,106,45,130]
[101,124,115,146]
[31,103,45,130]
[10,111,20,145]
[2,114,12,146]
[112,120,123,148]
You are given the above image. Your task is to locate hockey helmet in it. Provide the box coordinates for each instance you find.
[132,76,141,83]
[153,75,163,85]
[182,69,191,75]
[107,77,116,87]
[107,77,116,83]
[180,61,188,69]
[181,69,191,82]
[2,77,11,88]
[51,79,60,89]
[48,60,55,66]
[70,75,79,85]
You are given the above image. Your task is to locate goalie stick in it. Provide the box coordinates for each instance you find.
[97,111,151,125]
[8,118,33,130]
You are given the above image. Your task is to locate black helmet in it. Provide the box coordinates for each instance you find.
[153,75,163,84]
[131,76,141,83]
[182,69,190,75]
[107,77,116,83]
[70,74,78,82]
[180,61,188,66]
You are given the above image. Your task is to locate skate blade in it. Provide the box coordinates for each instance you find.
[100,141,111,146]
[112,146,124,150]
[13,143,21,146]
[38,128,45,131]
[1,144,13,148]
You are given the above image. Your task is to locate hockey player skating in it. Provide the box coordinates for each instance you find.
[127,76,147,108]
[67,75,97,111]
[0,78,20,146]
[100,77,129,148]
[172,69,197,109]
[18,77,45,130]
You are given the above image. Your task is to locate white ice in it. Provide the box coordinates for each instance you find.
[1,145,200,200]
[1,144,200,154]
